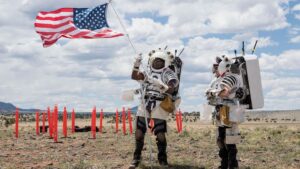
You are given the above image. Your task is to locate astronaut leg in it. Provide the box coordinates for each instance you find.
[226,124,239,169]
[227,144,238,169]
[217,127,228,169]
[130,116,147,168]
[153,118,168,166]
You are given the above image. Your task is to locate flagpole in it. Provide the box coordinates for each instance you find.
[108,0,137,54]
[108,1,153,168]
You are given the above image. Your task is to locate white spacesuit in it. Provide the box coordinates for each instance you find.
[206,55,244,169]
[136,50,180,120]
[206,52,264,169]
[129,48,181,168]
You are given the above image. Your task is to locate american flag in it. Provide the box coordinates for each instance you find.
[35,3,123,47]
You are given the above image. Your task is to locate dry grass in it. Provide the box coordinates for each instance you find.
[0,118,299,169]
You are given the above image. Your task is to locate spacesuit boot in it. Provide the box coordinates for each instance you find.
[227,144,239,169]
[156,132,168,167]
[217,127,228,169]
[129,129,145,169]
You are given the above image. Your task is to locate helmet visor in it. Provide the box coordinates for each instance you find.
[152,58,165,70]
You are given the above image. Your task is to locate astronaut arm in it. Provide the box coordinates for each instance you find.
[131,54,145,81]
[131,70,145,81]
[131,53,145,80]
[218,86,230,98]
[165,79,177,94]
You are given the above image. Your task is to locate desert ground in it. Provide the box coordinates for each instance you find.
[0,116,299,169]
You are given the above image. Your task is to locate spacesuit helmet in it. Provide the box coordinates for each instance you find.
[212,56,222,74]
[148,48,174,71]
[217,55,232,75]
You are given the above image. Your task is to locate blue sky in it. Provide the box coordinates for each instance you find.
[0,0,300,111]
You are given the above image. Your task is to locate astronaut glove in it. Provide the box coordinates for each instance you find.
[206,92,214,100]
[133,53,143,68]
[148,77,169,92]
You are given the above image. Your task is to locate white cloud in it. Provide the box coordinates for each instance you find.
[112,0,290,37]
[260,50,300,70]
[289,35,300,43]
[258,49,300,110]
[0,0,298,112]
[295,14,300,20]
[243,37,278,53]
[292,3,300,11]
[288,27,300,35]
[292,3,300,20]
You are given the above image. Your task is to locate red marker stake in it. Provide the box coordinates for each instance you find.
[128,108,133,135]
[99,109,103,134]
[15,108,19,139]
[179,110,183,133]
[48,107,53,138]
[53,105,58,142]
[52,110,55,140]
[63,107,67,138]
[42,112,46,134]
[71,109,75,133]
[122,107,126,135]
[91,107,96,139]
[51,111,55,139]
[176,111,180,133]
[94,107,97,138]
[115,109,119,133]
[150,119,154,131]
[36,112,40,136]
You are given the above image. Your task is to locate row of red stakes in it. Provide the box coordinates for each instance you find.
[15,107,183,141]
[176,110,183,133]
[15,106,135,142]
[114,107,133,135]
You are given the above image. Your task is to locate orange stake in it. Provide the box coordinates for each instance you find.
[179,110,183,133]
[71,109,75,133]
[63,107,67,138]
[53,105,58,142]
[99,109,103,133]
[150,119,154,131]
[128,108,133,135]
[115,109,119,133]
[176,111,180,133]
[48,107,52,138]
[122,107,126,135]
[91,107,96,139]
[36,112,40,136]
[42,112,46,134]
[15,108,19,139]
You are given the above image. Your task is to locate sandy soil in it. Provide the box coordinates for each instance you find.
[0,118,299,169]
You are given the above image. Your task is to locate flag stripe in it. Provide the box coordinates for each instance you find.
[39,8,73,15]
[36,15,72,21]
[34,20,72,29]
[38,12,73,18]
[35,17,73,25]
[35,24,75,33]
[36,26,77,35]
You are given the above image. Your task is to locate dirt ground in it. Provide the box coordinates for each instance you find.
[0,118,299,169]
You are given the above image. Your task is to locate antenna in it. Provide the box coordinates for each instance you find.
[164,45,168,50]
[242,41,245,56]
[178,48,185,57]
[251,40,258,54]
[234,50,237,57]
[175,49,178,57]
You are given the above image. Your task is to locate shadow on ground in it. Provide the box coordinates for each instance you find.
[140,164,206,169]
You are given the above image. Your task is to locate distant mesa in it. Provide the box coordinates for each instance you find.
[130,106,138,114]
[0,102,16,111]
[0,102,40,113]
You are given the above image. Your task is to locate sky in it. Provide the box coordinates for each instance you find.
[0,0,300,112]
